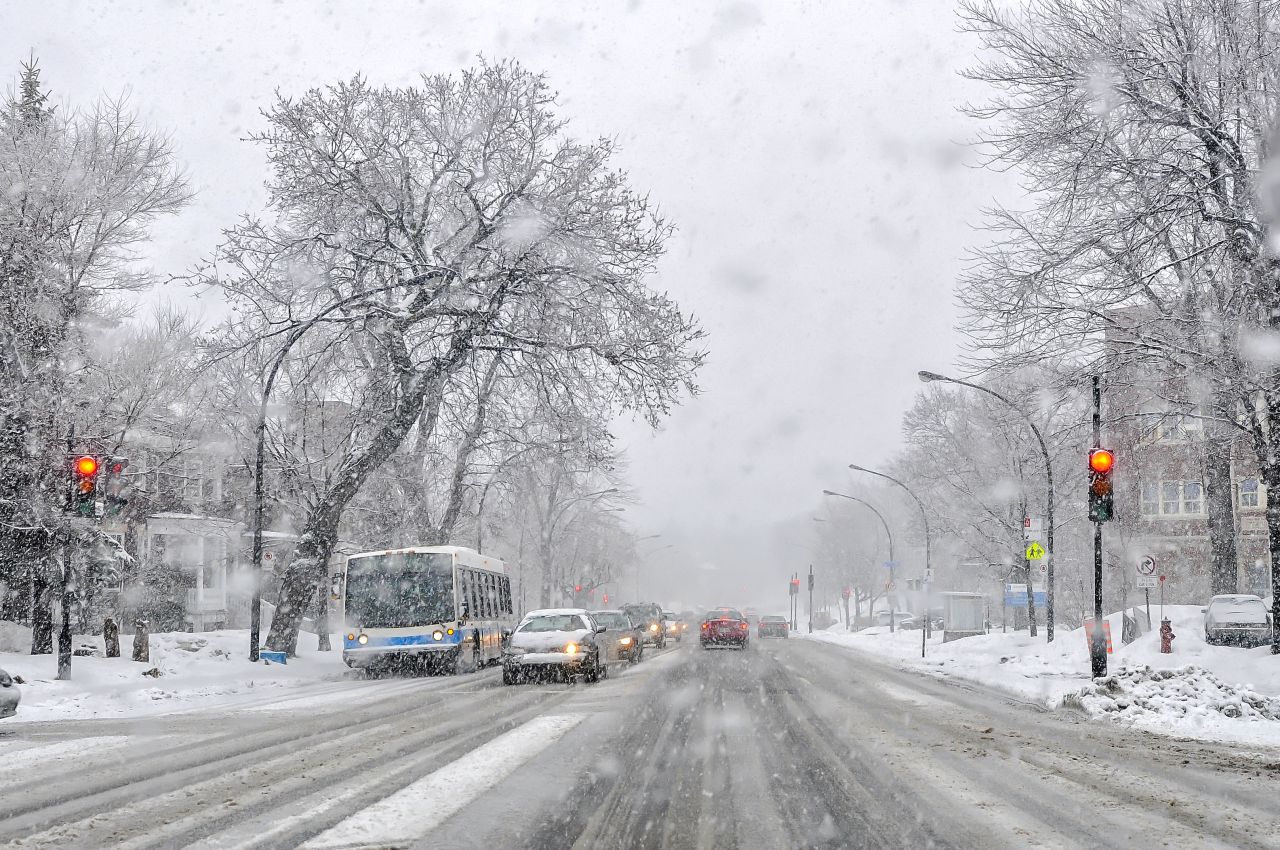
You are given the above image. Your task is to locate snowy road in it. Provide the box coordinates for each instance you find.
[1,639,1278,849]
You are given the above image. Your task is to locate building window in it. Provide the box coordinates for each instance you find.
[1182,481,1202,514]
[1150,481,1205,516]
[1157,412,1203,442]
[1239,477,1260,508]
[1141,484,1159,516]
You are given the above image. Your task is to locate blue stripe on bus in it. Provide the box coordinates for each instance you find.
[344,632,462,649]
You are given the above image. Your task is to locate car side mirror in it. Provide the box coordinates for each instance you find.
[595,625,606,634]
[1200,607,1207,613]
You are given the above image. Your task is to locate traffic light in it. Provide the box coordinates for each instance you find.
[789,577,800,596]
[1088,448,1115,522]
[104,457,129,517]
[602,593,609,605]
[69,454,102,516]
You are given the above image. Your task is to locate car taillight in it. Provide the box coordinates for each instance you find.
[701,622,708,630]
[740,622,748,630]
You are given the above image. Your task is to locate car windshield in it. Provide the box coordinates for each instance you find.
[16,4,1279,847]
[519,615,587,633]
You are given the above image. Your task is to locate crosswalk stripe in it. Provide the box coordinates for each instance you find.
[297,713,583,850]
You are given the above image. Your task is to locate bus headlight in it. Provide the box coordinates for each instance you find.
[357,634,369,645]
[433,630,444,641]
[346,633,356,642]
[564,642,579,654]
[447,628,455,636]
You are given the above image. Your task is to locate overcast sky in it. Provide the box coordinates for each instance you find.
[6,0,1009,604]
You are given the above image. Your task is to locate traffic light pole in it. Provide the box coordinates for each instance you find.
[1090,376,1107,678]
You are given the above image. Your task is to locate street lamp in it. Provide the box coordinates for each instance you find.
[823,489,897,632]
[918,369,1057,642]
[848,464,931,658]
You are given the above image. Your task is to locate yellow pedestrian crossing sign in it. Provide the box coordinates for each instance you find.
[1025,541,1046,560]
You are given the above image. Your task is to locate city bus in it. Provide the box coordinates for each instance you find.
[340,545,514,675]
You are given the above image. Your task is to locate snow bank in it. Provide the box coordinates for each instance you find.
[0,625,350,722]
[805,605,1280,747]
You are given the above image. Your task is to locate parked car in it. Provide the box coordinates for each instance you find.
[875,611,919,630]
[0,667,18,719]
[591,609,644,664]
[622,603,667,648]
[700,607,750,650]
[1203,594,1273,647]
[757,615,789,639]
[662,610,685,643]
[502,609,608,684]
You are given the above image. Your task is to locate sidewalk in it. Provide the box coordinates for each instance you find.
[804,605,1280,748]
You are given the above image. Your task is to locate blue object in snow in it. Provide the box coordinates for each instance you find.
[260,650,288,665]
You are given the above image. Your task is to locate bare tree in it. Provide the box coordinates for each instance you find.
[205,61,703,653]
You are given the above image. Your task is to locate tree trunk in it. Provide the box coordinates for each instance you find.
[1203,427,1239,596]
[30,545,54,654]
[434,354,503,544]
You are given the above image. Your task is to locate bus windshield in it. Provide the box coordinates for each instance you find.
[345,552,454,628]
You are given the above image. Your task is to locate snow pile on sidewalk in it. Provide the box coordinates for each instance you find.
[0,625,351,722]
[1069,665,1280,723]
[805,605,1280,747]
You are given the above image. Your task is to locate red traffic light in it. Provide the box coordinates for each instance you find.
[74,456,99,477]
[1088,448,1114,475]
[574,584,582,593]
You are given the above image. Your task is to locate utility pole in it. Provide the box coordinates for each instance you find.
[1090,376,1107,678]
[807,564,814,633]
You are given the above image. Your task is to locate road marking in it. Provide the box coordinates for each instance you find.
[0,736,129,773]
[297,713,583,850]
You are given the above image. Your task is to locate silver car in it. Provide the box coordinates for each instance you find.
[502,608,608,684]
[0,667,19,719]
[1203,594,1273,647]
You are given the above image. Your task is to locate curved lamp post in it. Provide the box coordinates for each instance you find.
[848,464,931,658]
[918,370,1057,642]
[822,490,897,631]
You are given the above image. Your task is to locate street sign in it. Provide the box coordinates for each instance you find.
[1006,583,1027,594]
[1137,576,1158,588]
[1023,517,1042,540]
[841,586,851,600]
[1025,541,1046,560]
[886,581,896,591]
[1138,555,1157,576]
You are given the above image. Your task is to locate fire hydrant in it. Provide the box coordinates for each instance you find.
[1159,618,1175,654]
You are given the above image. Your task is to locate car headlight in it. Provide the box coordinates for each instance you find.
[649,624,658,632]
[619,637,633,646]
[357,634,369,645]
[564,642,579,654]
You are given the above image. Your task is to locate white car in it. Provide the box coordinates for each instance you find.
[0,667,19,719]
[502,608,608,685]
[1203,594,1273,647]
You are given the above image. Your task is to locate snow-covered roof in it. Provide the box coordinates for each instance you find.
[521,608,590,618]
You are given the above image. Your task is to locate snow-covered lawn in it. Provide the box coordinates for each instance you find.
[0,623,351,722]
[805,605,1280,748]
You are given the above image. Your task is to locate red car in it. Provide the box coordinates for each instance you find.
[700,607,750,650]
[757,615,789,639]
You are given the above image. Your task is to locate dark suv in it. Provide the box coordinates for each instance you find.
[623,603,667,648]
